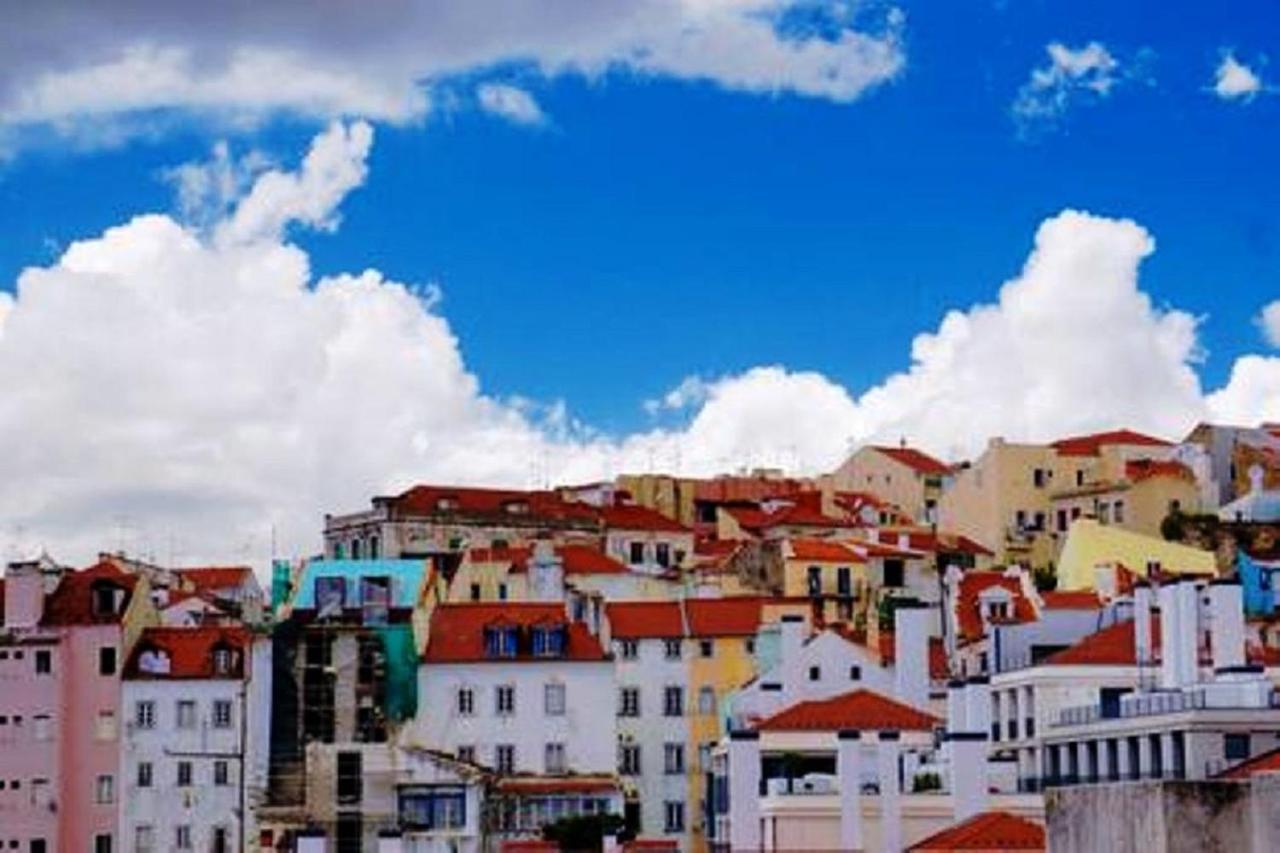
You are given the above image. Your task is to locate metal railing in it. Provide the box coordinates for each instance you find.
[1056,689,1280,728]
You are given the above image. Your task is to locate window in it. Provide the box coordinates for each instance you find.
[807,565,822,596]
[884,558,905,588]
[664,800,686,833]
[498,583,508,601]
[484,626,518,658]
[134,827,154,853]
[95,773,114,804]
[545,682,566,716]
[849,665,862,681]
[35,650,51,674]
[496,685,516,715]
[1225,733,1250,761]
[176,701,196,729]
[469,583,481,601]
[214,760,229,786]
[98,646,117,676]
[175,826,192,851]
[1015,509,1027,530]
[545,742,566,774]
[699,639,714,658]
[95,710,116,741]
[1098,502,1110,524]
[212,700,233,728]
[744,637,756,655]
[664,639,682,660]
[698,686,716,715]
[619,639,638,660]
[655,543,671,568]
[664,686,684,717]
[532,626,566,657]
[457,745,475,763]
[1057,509,1069,533]
[177,761,192,787]
[457,687,475,716]
[134,701,155,729]
[31,842,48,853]
[369,535,380,559]
[137,761,153,788]
[211,647,234,675]
[619,687,641,717]
[1033,468,1048,488]
[664,742,685,774]
[808,665,821,682]
[337,751,362,803]
[495,744,516,774]
[619,744,642,775]
[94,835,112,853]
[350,538,362,560]
[1114,500,1125,524]
[1169,499,1182,514]
[837,566,851,596]
[629,542,646,564]
[33,714,50,741]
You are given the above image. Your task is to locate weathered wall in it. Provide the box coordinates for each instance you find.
[1046,781,1251,853]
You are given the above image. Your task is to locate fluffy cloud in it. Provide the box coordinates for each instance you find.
[0,1,905,144]
[1012,41,1121,132]
[1213,53,1263,101]
[1260,300,1280,348]
[3,123,1279,566]
[476,84,547,126]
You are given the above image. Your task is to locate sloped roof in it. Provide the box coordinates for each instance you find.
[685,597,765,637]
[1041,590,1104,610]
[423,603,607,663]
[41,560,139,627]
[1051,429,1171,457]
[174,566,255,591]
[874,529,994,558]
[599,504,690,533]
[787,538,866,563]
[383,485,599,523]
[1057,519,1216,591]
[124,625,251,680]
[871,445,952,475]
[494,545,630,576]
[956,572,1037,641]
[1214,745,1280,780]
[1044,618,1151,666]
[607,601,684,639]
[908,811,1045,851]
[726,501,847,534]
[752,688,939,732]
[1125,459,1194,483]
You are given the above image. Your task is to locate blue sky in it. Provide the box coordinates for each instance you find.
[1,1,1279,561]
[3,1,1276,435]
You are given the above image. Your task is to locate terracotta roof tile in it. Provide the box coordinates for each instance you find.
[685,597,765,637]
[871,446,953,476]
[124,625,252,679]
[909,811,1045,851]
[875,530,994,558]
[607,601,684,639]
[40,561,139,627]
[788,538,866,563]
[1051,429,1171,457]
[174,566,254,591]
[1040,590,1104,610]
[726,502,847,534]
[1215,745,1280,780]
[1044,618,1153,666]
[1125,459,1194,483]
[956,572,1037,641]
[752,688,939,732]
[385,485,599,523]
[423,603,607,663]
[599,504,690,533]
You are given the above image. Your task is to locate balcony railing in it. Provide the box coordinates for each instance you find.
[1056,689,1280,728]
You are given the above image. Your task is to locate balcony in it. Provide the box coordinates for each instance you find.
[1056,688,1280,728]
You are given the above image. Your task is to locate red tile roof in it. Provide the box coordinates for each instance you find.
[1214,746,1280,780]
[1051,429,1172,457]
[1044,618,1153,666]
[384,485,599,523]
[124,625,252,679]
[752,688,939,732]
[41,560,139,627]
[787,538,866,563]
[872,445,952,476]
[909,811,1045,851]
[623,842,680,852]
[875,530,994,558]
[607,601,684,639]
[1125,459,1194,483]
[470,545,630,576]
[850,538,925,560]
[693,476,811,504]
[1040,590,1104,610]
[174,566,254,591]
[599,504,690,533]
[686,597,765,637]
[423,603,607,663]
[956,572,1037,641]
[726,501,847,534]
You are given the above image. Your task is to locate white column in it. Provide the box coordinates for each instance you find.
[1137,735,1152,778]
[1116,738,1130,780]
[1159,582,1181,690]
[1209,579,1246,672]
[1134,581,1153,669]
[1160,733,1175,780]
[894,602,931,709]
[1176,580,1200,687]
[950,733,989,820]
[878,732,903,853]
[729,731,762,851]
[838,730,864,851]
[778,614,805,705]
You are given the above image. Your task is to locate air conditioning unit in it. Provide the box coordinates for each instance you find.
[798,774,836,794]
[766,778,790,796]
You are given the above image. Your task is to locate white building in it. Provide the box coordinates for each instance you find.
[414,600,620,840]
[119,625,271,853]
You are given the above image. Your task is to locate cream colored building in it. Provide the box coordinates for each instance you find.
[831,444,953,524]
[939,430,1179,569]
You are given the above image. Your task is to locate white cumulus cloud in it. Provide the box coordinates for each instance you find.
[1260,300,1280,348]
[3,123,1279,567]
[476,84,547,126]
[1213,53,1263,101]
[1012,41,1121,132]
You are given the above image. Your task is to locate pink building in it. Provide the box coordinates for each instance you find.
[2,557,154,853]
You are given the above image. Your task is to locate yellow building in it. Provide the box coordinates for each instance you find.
[1056,518,1217,590]
[830,443,953,524]
[1049,458,1202,546]
[939,430,1179,569]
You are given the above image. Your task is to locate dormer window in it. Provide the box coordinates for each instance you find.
[211,644,237,676]
[91,582,122,618]
[137,647,171,675]
[484,625,519,658]
[315,576,347,618]
[532,625,567,658]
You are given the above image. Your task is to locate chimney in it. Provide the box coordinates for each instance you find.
[878,732,904,853]
[1209,579,1246,673]
[728,731,762,851]
[1158,581,1181,690]
[837,730,864,850]
[1134,581,1153,671]
[3,560,46,629]
[1176,579,1200,687]
[778,614,805,704]
[964,676,991,739]
[946,679,968,731]
[893,601,931,709]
